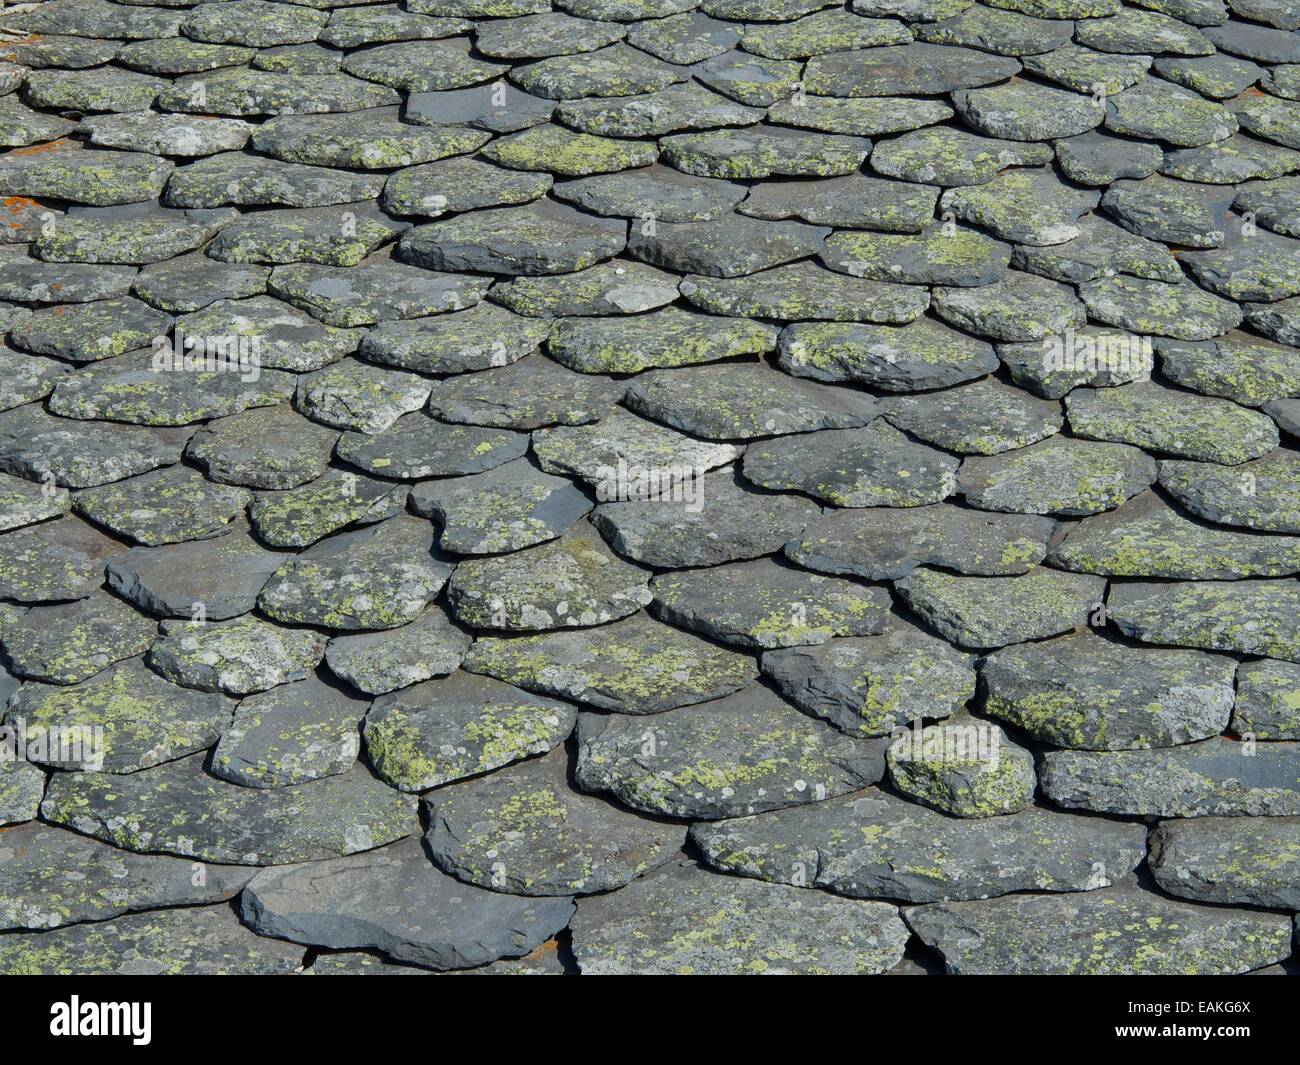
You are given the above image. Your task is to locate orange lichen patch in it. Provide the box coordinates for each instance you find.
[522,939,560,961]
[1234,87,1266,99]
[8,137,73,156]
[3,195,41,214]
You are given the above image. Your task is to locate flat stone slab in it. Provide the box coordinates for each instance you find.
[133,253,270,313]
[872,125,1051,187]
[820,224,1010,288]
[941,168,1100,247]
[207,202,408,268]
[426,748,686,895]
[905,880,1292,975]
[575,684,888,819]
[146,615,326,695]
[483,123,658,177]
[186,404,338,490]
[0,760,44,827]
[0,516,123,603]
[1182,228,1300,303]
[1234,658,1300,739]
[40,751,416,864]
[446,521,651,631]
[0,821,254,931]
[0,145,173,206]
[1151,815,1300,910]
[693,788,1146,902]
[1080,275,1244,341]
[12,297,171,364]
[744,422,959,507]
[166,152,385,208]
[1012,214,1181,284]
[465,612,756,713]
[364,670,577,791]
[340,38,508,93]
[1056,129,1163,185]
[336,413,528,479]
[896,566,1105,649]
[325,606,470,696]
[1102,173,1233,248]
[251,107,488,169]
[680,262,929,324]
[426,355,625,429]
[571,859,908,975]
[1158,333,1300,408]
[1,593,157,685]
[512,42,685,100]
[248,469,408,547]
[1041,737,1300,815]
[382,155,552,218]
[761,620,975,736]
[661,127,871,180]
[626,213,830,278]
[0,904,305,976]
[0,471,68,533]
[931,271,1086,342]
[360,304,550,374]
[554,163,746,222]
[555,80,762,136]
[548,307,777,373]
[804,42,1019,96]
[1104,77,1238,147]
[490,262,679,318]
[984,630,1236,749]
[885,378,1064,455]
[240,837,574,970]
[72,465,249,546]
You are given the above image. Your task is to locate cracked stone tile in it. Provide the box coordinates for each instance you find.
[0,594,156,685]
[133,254,269,313]
[0,760,44,827]
[360,304,549,374]
[1183,228,1300,302]
[805,42,1019,95]
[206,202,409,267]
[1206,18,1300,62]
[1075,8,1215,54]
[739,173,938,232]
[593,466,821,567]
[627,12,741,63]
[248,468,407,548]
[1234,658,1300,738]
[40,749,416,863]
[888,377,1064,455]
[693,49,802,106]
[553,165,746,222]
[73,465,249,546]
[398,199,626,275]
[651,557,891,648]
[240,836,573,970]
[490,262,678,318]
[513,42,685,99]
[1022,41,1152,92]
[426,354,625,429]
[0,470,68,532]
[887,712,1035,817]
[165,152,386,209]
[821,225,1009,288]
[382,156,552,217]
[767,93,953,136]
[1106,78,1238,147]
[683,262,928,323]
[1150,816,1300,910]
[325,604,470,695]
[764,614,967,736]
[211,674,366,787]
[931,271,1085,341]
[463,609,754,710]
[268,255,490,328]
[106,523,290,620]
[1066,379,1278,463]
[1011,214,1181,283]
[1041,735,1300,815]
[320,6,471,48]
[259,516,450,631]
[533,407,740,489]
[11,297,169,363]
[626,213,829,277]
[870,125,1052,186]
[1101,173,1233,247]
[251,107,488,170]
[295,359,430,434]
[0,516,123,603]
[941,168,1099,246]
[1159,333,1300,407]
[447,521,651,630]
[895,566,1105,649]
[364,669,577,791]
[1235,175,1300,237]
[557,80,763,135]
[404,81,555,133]
[787,503,1055,579]
[1055,129,1164,184]
[410,458,591,553]
[1248,296,1300,345]
[0,250,135,303]
[477,12,627,58]
[663,126,871,181]
[342,38,508,93]
[484,123,658,177]
[0,904,305,976]
[426,747,685,896]
[1159,449,1300,532]
[340,413,528,479]
[146,615,326,696]
[0,347,66,411]
[984,630,1235,749]
[953,79,1105,141]
[905,880,1292,975]
[1108,578,1300,661]
[116,37,255,75]
[6,657,234,773]
[181,0,327,47]
[1079,275,1244,340]
[0,97,75,148]
[179,295,360,373]
[1154,53,1265,97]
[21,67,167,113]
[572,857,907,975]
[695,786,1144,901]
[0,821,254,931]
[743,9,914,58]
[576,684,888,819]
[548,307,776,372]
[744,421,958,506]
[626,361,878,439]
[158,68,400,117]
[958,434,1157,513]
